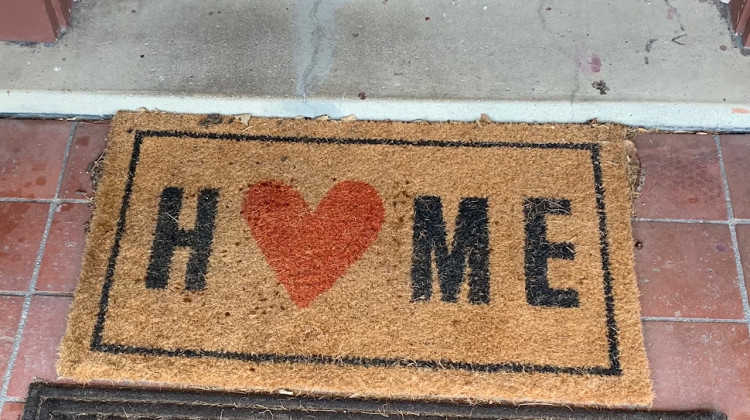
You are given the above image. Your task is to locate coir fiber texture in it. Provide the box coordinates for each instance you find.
[58,111,652,407]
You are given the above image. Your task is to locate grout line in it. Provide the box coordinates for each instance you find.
[641,316,746,323]
[0,291,75,297]
[715,134,750,335]
[0,122,77,409]
[31,291,74,297]
[0,198,91,204]
[633,217,750,225]
[53,123,77,200]
[633,217,726,225]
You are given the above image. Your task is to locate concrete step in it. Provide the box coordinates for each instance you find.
[0,0,748,130]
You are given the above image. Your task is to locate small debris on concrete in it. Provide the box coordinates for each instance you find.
[591,80,609,95]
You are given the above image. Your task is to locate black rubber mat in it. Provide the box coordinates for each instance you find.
[23,383,725,420]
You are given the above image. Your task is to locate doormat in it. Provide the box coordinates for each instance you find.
[58,111,652,407]
[26,383,722,420]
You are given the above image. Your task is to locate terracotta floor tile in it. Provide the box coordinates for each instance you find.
[0,296,24,377]
[720,135,750,219]
[0,120,71,199]
[0,403,24,420]
[59,122,109,200]
[36,204,93,292]
[0,203,50,292]
[633,222,743,319]
[6,296,72,399]
[633,134,727,220]
[645,322,750,420]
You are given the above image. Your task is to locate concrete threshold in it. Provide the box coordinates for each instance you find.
[2,91,749,132]
[0,0,748,130]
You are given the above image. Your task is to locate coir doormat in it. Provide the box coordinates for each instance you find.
[59,112,652,407]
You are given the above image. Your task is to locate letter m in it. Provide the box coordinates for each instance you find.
[410,196,490,304]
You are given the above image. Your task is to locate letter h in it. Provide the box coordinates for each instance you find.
[146,187,219,291]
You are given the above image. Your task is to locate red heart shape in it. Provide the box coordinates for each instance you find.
[242,180,385,308]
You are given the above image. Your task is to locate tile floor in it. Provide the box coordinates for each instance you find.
[1,120,750,419]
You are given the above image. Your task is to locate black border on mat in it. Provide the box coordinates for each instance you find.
[89,130,622,376]
[23,383,726,420]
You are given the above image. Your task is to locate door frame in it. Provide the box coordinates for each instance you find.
[0,0,72,43]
